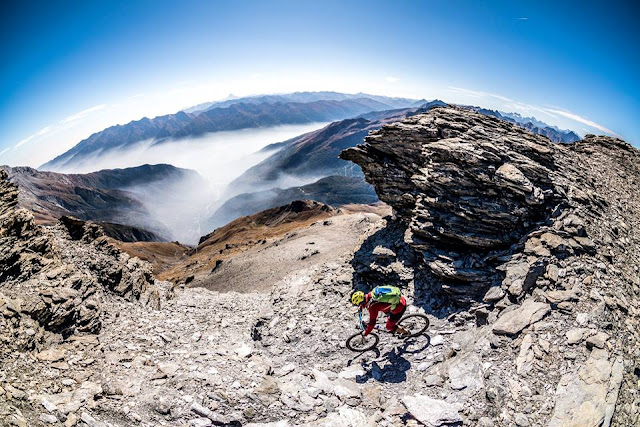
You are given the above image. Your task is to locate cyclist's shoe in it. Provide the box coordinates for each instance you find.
[394,326,410,338]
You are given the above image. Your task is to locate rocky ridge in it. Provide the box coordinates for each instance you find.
[342,106,639,425]
[342,107,604,303]
[0,169,162,423]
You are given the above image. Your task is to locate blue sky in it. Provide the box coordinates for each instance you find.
[1,0,638,166]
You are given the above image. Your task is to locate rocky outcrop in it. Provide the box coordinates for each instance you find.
[340,106,611,307]
[0,170,159,345]
[341,106,571,303]
[341,106,640,425]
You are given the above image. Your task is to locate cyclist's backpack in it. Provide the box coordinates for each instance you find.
[371,286,402,309]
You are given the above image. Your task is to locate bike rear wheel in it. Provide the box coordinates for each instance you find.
[397,313,430,338]
[345,332,379,352]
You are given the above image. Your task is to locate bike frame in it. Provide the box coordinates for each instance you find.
[358,308,365,330]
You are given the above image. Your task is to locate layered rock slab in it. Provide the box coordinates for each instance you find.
[341,106,566,302]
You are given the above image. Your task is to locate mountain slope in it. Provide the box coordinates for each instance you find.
[209,175,378,228]
[2,164,204,241]
[41,97,402,171]
[342,106,639,425]
[1,109,638,426]
[160,200,339,287]
[227,103,442,196]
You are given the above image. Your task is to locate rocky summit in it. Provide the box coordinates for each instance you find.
[1,107,639,427]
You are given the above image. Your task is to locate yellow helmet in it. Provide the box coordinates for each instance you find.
[351,291,365,306]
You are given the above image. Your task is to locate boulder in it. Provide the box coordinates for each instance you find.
[586,332,609,350]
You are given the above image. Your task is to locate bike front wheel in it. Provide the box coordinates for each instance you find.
[397,313,430,338]
[345,332,379,352]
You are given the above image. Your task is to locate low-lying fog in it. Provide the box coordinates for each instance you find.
[56,123,328,244]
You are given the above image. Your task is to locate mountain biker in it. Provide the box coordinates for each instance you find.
[351,287,410,338]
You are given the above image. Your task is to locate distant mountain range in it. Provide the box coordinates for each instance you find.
[32,91,584,245]
[41,94,421,171]
[41,91,580,173]
[465,106,580,143]
[2,164,203,241]
[182,91,426,114]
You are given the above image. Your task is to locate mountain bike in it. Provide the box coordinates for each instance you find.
[345,309,430,352]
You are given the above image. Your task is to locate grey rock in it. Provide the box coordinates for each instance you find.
[332,379,361,401]
[402,394,462,426]
[516,334,534,375]
[191,401,212,418]
[576,312,590,325]
[483,286,505,303]
[546,264,560,283]
[424,374,444,387]
[514,412,529,426]
[189,418,213,427]
[39,414,58,424]
[154,399,172,415]
[492,300,551,335]
[41,398,58,412]
[80,412,104,427]
[586,331,609,349]
[546,289,577,304]
[448,353,483,392]
[430,335,444,346]
[549,349,623,427]
[566,328,587,345]
[372,246,396,259]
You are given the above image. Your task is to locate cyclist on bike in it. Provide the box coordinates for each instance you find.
[351,286,410,338]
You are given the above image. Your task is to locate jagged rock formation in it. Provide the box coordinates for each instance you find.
[342,106,582,303]
[342,106,639,425]
[0,168,159,345]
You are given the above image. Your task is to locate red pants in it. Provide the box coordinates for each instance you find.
[364,296,407,335]
[385,300,407,331]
